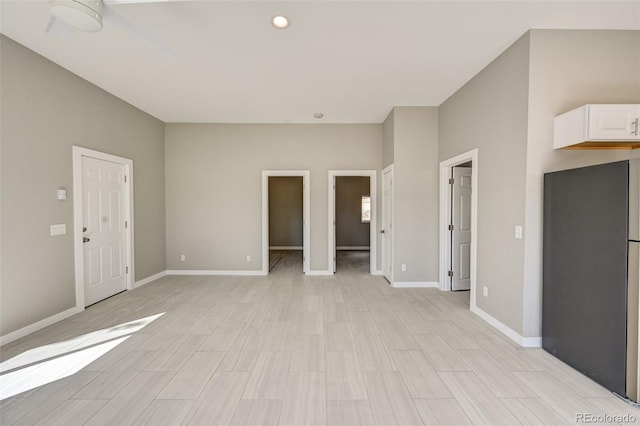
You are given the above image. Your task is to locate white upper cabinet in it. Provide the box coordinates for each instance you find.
[554,104,640,150]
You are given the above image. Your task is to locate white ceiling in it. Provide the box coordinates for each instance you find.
[1,1,639,123]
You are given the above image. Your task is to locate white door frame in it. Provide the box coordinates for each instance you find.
[262,170,311,275]
[381,165,394,283]
[328,170,377,275]
[439,149,478,304]
[72,146,134,309]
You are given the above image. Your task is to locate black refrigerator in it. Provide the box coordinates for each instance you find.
[543,159,640,401]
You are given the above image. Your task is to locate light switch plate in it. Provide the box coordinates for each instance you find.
[515,225,523,239]
[50,224,66,236]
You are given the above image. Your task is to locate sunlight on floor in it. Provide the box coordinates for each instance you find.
[0,312,164,400]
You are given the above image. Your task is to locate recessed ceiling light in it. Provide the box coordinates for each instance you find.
[272,15,289,29]
[314,113,324,119]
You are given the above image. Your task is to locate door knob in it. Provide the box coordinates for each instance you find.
[82,227,87,232]
[83,237,90,243]
[381,229,385,234]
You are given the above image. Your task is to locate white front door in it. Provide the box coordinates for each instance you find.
[82,156,128,305]
[382,166,393,283]
[451,166,472,291]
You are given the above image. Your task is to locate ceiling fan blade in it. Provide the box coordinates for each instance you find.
[102,5,176,56]
[45,15,57,33]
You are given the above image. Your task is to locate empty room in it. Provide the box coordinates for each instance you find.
[1,1,640,425]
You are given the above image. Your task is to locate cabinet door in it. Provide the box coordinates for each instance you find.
[588,105,640,140]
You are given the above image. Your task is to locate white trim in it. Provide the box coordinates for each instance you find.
[262,171,311,275]
[133,271,167,289]
[167,270,267,276]
[381,165,394,283]
[522,337,543,347]
[439,150,478,305]
[470,305,541,348]
[391,281,439,288]
[73,146,134,311]
[269,246,303,250]
[0,307,82,346]
[372,270,383,276]
[336,246,370,251]
[328,170,377,275]
[305,270,333,276]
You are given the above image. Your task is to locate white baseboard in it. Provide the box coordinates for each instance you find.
[269,246,303,250]
[470,305,541,348]
[306,270,333,276]
[391,281,439,288]
[166,270,267,276]
[0,306,83,347]
[133,271,167,289]
[336,246,370,251]
[522,337,543,347]
[372,270,383,276]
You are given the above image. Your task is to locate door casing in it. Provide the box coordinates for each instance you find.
[439,149,478,305]
[73,146,134,309]
[328,170,377,275]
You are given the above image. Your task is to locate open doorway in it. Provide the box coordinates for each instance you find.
[439,150,478,305]
[328,170,377,275]
[335,176,370,273]
[268,176,303,273]
[262,171,310,275]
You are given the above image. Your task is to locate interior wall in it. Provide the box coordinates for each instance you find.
[439,33,531,334]
[523,29,640,337]
[269,176,303,247]
[335,176,370,248]
[392,107,439,283]
[0,36,166,336]
[165,123,382,272]
[383,109,395,168]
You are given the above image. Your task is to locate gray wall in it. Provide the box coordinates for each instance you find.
[269,177,303,247]
[335,176,370,247]
[522,30,640,337]
[392,107,440,283]
[165,123,382,272]
[439,34,531,334]
[383,109,395,168]
[0,36,166,336]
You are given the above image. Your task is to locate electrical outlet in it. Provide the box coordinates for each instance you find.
[50,224,66,236]
[401,264,407,272]
[246,255,251,262]
[180,255,186,262]
[483,286,489,297]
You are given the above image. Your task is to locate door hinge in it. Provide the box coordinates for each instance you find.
[125,220,128,229]
[448,270,453,277]
[448,224,454,231]
[449,178,454,185]
[124,175,127,183]
[126,266,129,274]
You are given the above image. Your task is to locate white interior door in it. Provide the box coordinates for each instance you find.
[451,166,472,291]
[82,156,127,305]
[382,167,393,283]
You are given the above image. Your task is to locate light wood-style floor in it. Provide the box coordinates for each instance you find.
[1,253,639,425]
